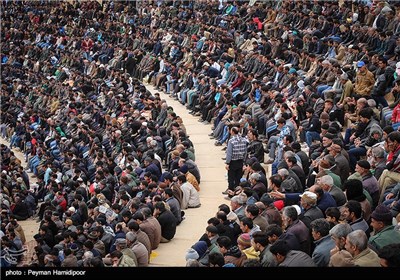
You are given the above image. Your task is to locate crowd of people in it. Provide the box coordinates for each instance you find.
[1,0,400,268]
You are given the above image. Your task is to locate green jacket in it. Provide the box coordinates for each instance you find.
[369,225,400,251]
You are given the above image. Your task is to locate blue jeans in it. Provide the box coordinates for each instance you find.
[317,85,332,97]
[344,128,353,145]
[306,131,321,147]
[348,146,367,171]
[218,126,230,144]
[10,134,21,148]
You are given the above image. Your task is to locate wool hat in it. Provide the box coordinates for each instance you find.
[319,159,331,169]
[185,248,199,261]
[69,243,79,252]
[96,217,107,225]
[255,201,266,211]
[180,151,188,159]
[260,194,274,206]
[179,164,189,174]
[299,191,317,205]
[162,172,173,182]
[237,233,251,248]
[246,157,258,166]
[291,142,301,151]
[191,241,208,258]
[115,238,127,247]
[371,205,392,222]
[206,225,218,234]
[226,211,238,222]
[52,211,59,217]
[87,231,98,240]
[357,160,370,170]
[367,99,376,108]
[324,132,335,140]
[320,112,330,120]
[328,144,342,152]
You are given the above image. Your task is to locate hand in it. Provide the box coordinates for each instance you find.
[330,245,340,256]
[354,137,361,146]
[312,159,319,168]
[270,191,285,199]
[385,193,394,201]
[225,164,229,171]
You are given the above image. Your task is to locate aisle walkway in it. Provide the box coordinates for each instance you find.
[149,86,228,266]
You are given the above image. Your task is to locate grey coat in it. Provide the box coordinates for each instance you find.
[279,250,316,267]
[312,235,335,267]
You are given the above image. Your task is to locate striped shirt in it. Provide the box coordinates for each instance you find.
[226,135,248,164]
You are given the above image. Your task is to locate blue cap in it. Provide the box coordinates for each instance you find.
[289,68,297,74]
[357,61,365,68]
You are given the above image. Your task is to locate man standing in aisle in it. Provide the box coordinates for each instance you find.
[223,126,248,194]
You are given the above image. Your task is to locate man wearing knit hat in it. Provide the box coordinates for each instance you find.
[319,112,330,125]
[355,160,379,208]
[237,233,251,249]
[237,233,259,259]
[185,248,199,261]
[369,204,400,251]
[328,143,350,184]
[258,194,283,226]
[191,240,208,259]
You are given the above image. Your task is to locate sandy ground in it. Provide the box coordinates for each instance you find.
[2,85,231,266]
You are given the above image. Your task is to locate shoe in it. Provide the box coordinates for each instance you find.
[221,147,227,151]
[215,142,222,146]
[265,159,274,164]
[208,133,213,136]
[209,136,215,139]
[198,118,204,122]
[203,121,209,124]
[221,189,230,195]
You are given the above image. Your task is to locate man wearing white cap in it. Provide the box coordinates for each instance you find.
[299,191,324,228]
